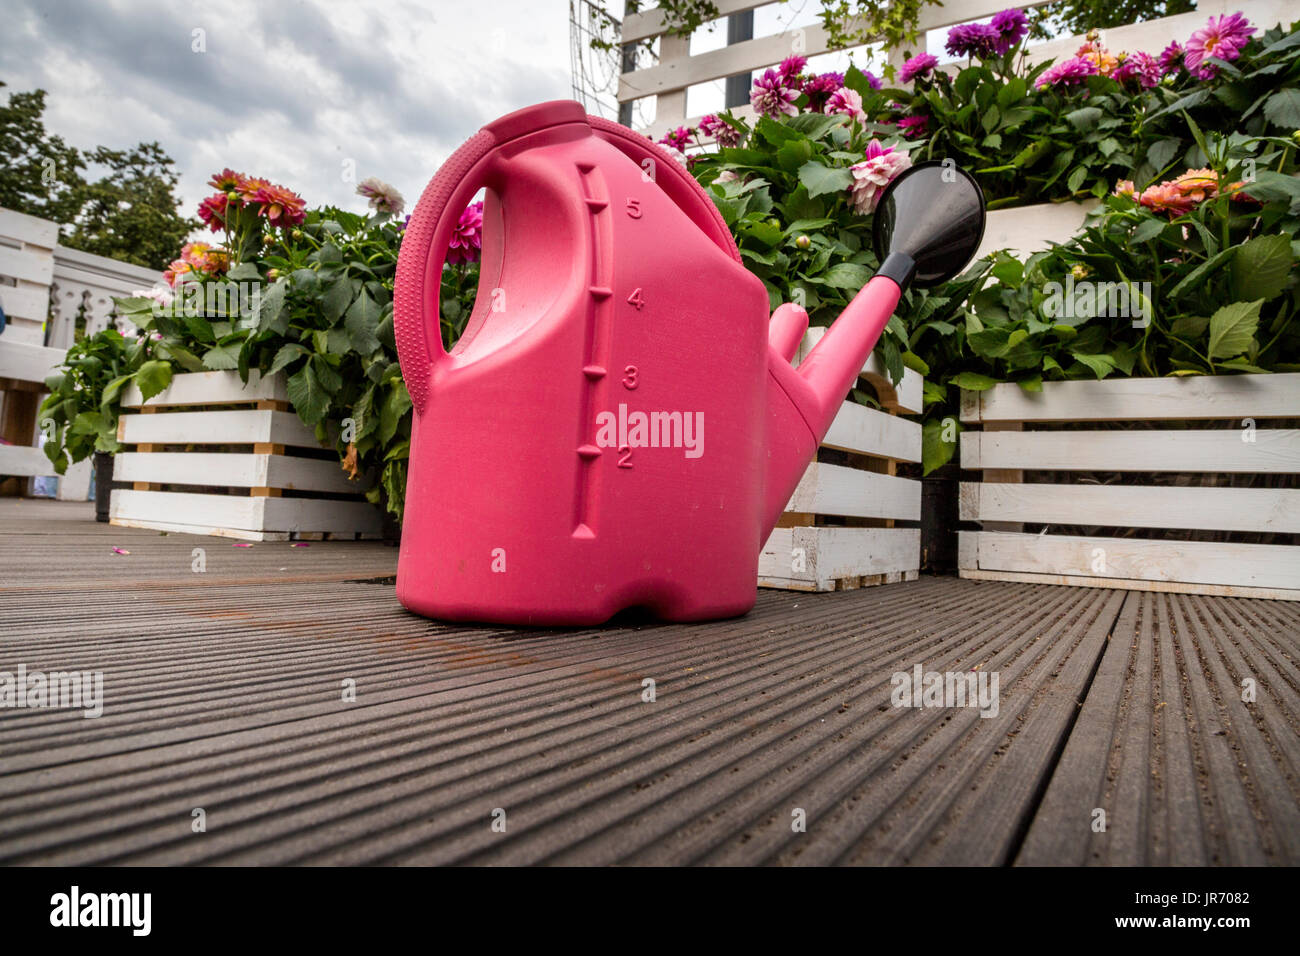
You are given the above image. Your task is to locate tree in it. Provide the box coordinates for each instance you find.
[0,81,85,223]
[1,81,196,271]
[61,142,198,271]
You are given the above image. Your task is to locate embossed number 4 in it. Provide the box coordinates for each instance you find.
[627,288,645,310]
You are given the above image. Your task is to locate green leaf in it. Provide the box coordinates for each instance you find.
[201,342,241,370]
[322,276,354,323]
[287,363,329,424]
[1146,138,1181,172]
[797,161,853,199]
[1263,89,1300,129]
[1231,234,1293,302]
[379,383,413,446]
[1066,166,1087,192]
[134,360,173,402]
[950,372,998,391]
[1064,107,1102,131]
[1131,218,1166,244]
[345,288,383,354]
[267,343,310,377]
[1071,353,1116,379]
[843,64,877,98]
[921,418,959,476]
[821,262,873,290]
[776,137,813,173]
[255,279,288,331]
[1207,300,1262,360]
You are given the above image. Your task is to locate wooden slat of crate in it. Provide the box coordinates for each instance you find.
[121,370,289,408]
[786,462,920,521]
[961,428,1300,473]
[961,482,1300,534]
[958,531,1300,598]
[118,408,322,449]
[961,373,1300,423]
[110,489,382,542]
[822,402,921,463]
[115,452,362,496]
[759,526,920,592]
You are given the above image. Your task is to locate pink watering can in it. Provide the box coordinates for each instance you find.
[393,100,985,625]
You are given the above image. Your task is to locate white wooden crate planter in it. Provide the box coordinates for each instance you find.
[958,374,1300,600]
[109,370,381,541]
[758,328,923,592]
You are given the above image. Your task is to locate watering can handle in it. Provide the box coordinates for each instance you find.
[394,102,741,415]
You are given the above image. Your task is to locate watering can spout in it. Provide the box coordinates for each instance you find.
[761,161,987,530]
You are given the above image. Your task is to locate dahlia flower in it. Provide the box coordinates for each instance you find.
[1035,55,1099,88]
[848,140,912,215]
[251,181,306,227]
[778,55,807,82]
[658,126,693,152]
[899,53,937,83]
[802,72,844,111]
[356,177,405,216]
[824,87,866,121]
[896,115,929,139]
[946,22,1000,59]
[447,200,483,265]
[197,192,228,232]
[1158,41,1184,76]
[1185,13,1255,79]
[1113,51,1160,88]
[750,68,799,118]
[990,9,1028,54]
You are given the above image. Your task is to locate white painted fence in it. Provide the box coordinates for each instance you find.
[0,206,165,499]
[621,0,1294,138]
[958,375,1300,600]
[758,327,923,590]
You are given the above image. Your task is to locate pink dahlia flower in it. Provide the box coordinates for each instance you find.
[802,72,844,111]
[1113,51,1160,88]
[848,140,912,215]
[946,22,1000,59]
[750,68,799,118]
[896,115,929,139]
[824,87,866,121]
[899,53,938,83]
[1158,41,1184,76]
[1035,55,1099,88]
[1185,13,1255,79]
[447,200,484,265]
[356,177,405,216]
[990,9,1029,55]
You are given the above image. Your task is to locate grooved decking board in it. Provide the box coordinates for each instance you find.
[1017,592,1300,866]
[1,500,1297,866]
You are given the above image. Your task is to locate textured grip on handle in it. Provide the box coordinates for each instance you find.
[393,129,495,415]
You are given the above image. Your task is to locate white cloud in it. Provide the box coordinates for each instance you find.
[2,0,572,230]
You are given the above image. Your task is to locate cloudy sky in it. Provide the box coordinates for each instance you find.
[2,0,948,230]
[2,0,575,222]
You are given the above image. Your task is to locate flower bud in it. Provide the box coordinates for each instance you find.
[795,235,811,249]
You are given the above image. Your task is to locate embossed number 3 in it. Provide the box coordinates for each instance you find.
[622,365,638,389]
[625,197,641,219]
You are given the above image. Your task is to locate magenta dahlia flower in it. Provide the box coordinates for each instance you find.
[802,72,844,111]
[447,201,483,265]
[1158,41,1184,76]
[899,53,938,83]
[896,115,929,139]
[1185,13,1255,79]
[1035,55,1099,88]
[946,22,1000,59]
[778,55,808,83]
[1113,51,1160,89]
[658,126,693,152]
[750,68,799,118]
[989,9,1029,55]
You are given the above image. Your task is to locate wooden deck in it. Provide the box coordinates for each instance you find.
[0,498,1296,865]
